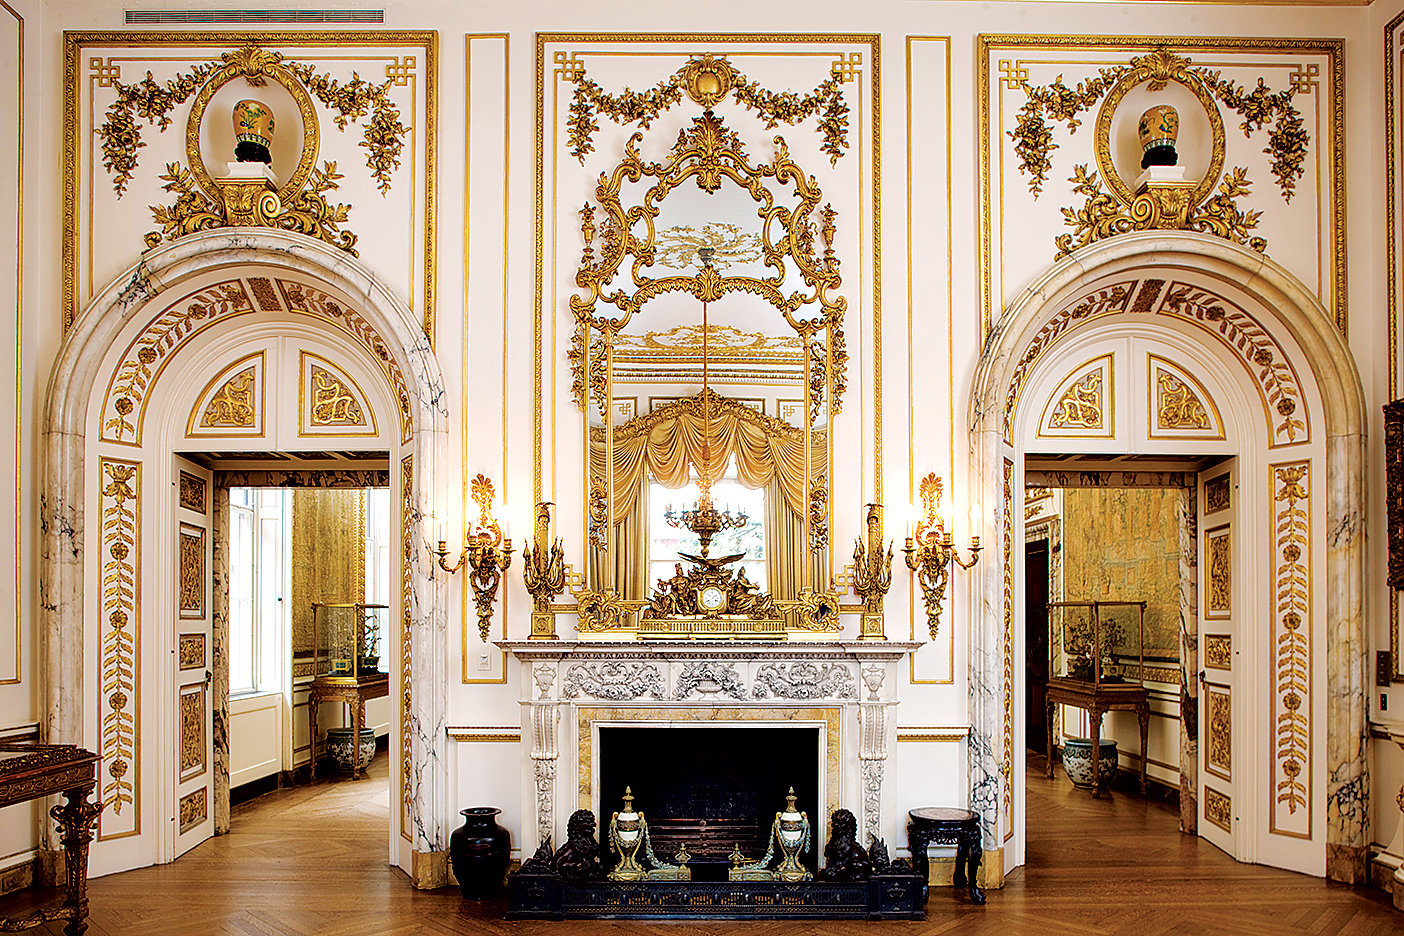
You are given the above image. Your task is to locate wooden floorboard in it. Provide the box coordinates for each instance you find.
[16,751,1399,934]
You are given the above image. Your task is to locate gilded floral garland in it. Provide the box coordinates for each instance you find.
[565,54,850,165]
[1009,48,1307,201]
[99,44,406,196]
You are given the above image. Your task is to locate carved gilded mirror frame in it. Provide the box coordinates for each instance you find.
[568,56,847,632]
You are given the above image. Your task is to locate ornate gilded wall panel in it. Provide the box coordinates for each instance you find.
[1204,634,1232,671]
[1002,458,1013,836]
[178,634,206,670]
[979,37,1345,345]
[1270,461,1312,840]
[1205,684,1231,782]
[399,454,413,843]
[98,457,140,840]
[1038,355,1113,439]
[186,351,265,438]
[179,684,207,781]
[179,523,206,619]
[63,32,437,338]
[1206,526,1231,619]
[1204,786,1232,833]
[178,788,207,834]
[1149,354,1223,440]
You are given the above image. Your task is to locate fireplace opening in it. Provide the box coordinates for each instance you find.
[597,725,822,881]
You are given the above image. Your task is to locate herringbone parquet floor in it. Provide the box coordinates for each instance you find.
[26,753,1403,935]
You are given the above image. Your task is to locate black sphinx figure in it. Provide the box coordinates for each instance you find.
[817,808,872,881]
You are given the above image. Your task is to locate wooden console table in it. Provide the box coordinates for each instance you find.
[307,672,389,780]
[0,743,103,936]
[1045,677,1150,798]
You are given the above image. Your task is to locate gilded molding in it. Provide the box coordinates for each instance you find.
[1270,462,1312,837]
[399,455,414,843]
[1001,458,1014,831]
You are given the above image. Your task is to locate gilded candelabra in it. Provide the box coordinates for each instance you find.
[436,474,514,641]
[521,501,566,640]
[902,473,980,639]
[850,503,893,640]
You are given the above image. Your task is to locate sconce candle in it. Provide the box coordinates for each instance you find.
[435,474,514,641]
[901,473,980,639]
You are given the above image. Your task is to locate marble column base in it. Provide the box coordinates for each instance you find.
[1326,843,1370,885]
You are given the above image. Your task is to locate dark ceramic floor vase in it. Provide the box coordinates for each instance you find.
[450,807,511,899]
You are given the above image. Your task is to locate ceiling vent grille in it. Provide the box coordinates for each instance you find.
[125,10,384,24]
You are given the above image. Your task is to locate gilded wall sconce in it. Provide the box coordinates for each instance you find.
[436,474,514,641]
[521,501,567,641]
[902,473,980,639]
[850,503,893,640]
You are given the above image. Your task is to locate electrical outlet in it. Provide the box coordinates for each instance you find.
[477,651,491,672]
[1381,694,1389,712]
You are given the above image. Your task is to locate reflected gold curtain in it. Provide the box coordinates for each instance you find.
[589,390,825,523]
[586,505,649,599]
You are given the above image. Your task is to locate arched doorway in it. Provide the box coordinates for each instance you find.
[969,231,1368,883]
[40,229,451,883]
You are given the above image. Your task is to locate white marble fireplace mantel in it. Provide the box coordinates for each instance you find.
[498,640,922,851]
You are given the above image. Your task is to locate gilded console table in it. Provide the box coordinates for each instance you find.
[0,743,103,936]
[1044,677,1150,798]
[308,672,389,780]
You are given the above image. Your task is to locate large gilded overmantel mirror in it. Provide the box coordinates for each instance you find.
[555,53,858,639]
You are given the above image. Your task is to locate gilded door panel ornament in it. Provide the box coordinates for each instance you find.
[186,351,265,438]
[298,351,377,437]
[98,458,140,833]
[179,634,207,670]
[1204,634,1232,670]
[179,684,207,781]
[1270,461,1311,836]
[1206,685,1231,781]
[1150,355,1224,438]
[1205,476,1231,514]
[1206,527,1231,618]
[1039,355,1113,438]
[178,789,207,834]
[563,52,852,165]
[179,524,206,618]
[178,471,207,513]
[1003,47,1308,258]
[1204,786,1232,832]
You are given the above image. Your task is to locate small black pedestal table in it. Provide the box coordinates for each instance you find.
[906,807,985,905]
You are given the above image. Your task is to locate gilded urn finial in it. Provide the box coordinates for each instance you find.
[232,99,275,164]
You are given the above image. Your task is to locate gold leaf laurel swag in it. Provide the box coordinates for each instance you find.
[96,44,410,254]
[1005,48,1309,257]
[589,390,827,524]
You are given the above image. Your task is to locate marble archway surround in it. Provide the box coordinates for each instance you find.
[970,232,1369,883]
[40,230,451,884]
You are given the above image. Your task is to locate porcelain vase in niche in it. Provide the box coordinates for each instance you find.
[1137,103,1179,169]
[325,727,376,772]
[232,98,275,164]
[450,807,512,899]
[1061,737,1118,790]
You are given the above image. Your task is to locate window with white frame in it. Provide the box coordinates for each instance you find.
[646,459,766,589]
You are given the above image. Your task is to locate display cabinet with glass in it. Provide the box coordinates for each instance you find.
[1047,600,1146,686]
[311,602,388,684]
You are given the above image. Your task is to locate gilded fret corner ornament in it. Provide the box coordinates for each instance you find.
[565,53,852,165]
[97,44,410,255]
[1006,48,1307,257]
[568,101,848,416]
[1048,369,1104,430]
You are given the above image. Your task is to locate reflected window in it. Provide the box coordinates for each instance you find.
[646,459,766,589]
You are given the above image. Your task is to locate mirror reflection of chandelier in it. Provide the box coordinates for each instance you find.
[664,246,748,559]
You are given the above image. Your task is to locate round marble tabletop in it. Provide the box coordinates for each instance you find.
[908,807,977,824]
